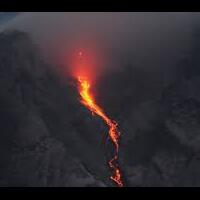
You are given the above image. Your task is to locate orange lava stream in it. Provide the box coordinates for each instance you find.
[77,76,124,187]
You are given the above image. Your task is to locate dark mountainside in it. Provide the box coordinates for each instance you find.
[1,30,200,186]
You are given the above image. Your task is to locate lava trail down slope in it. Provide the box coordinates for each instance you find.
[76,76,124,187]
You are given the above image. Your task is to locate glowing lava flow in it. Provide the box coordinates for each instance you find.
[77,76,124,187]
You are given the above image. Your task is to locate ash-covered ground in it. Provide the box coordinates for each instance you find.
[1,28,200,187]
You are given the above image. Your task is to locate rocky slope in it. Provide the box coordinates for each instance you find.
[0,31,108,187]
[1,30,200,187]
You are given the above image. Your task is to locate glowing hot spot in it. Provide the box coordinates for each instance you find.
[78,51,83,57]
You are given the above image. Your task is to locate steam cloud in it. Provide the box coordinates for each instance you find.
[1,12,199,79]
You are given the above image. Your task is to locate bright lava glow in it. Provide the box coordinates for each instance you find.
[77,76,124,187]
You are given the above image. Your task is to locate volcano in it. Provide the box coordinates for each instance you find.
[1,13,200,187]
